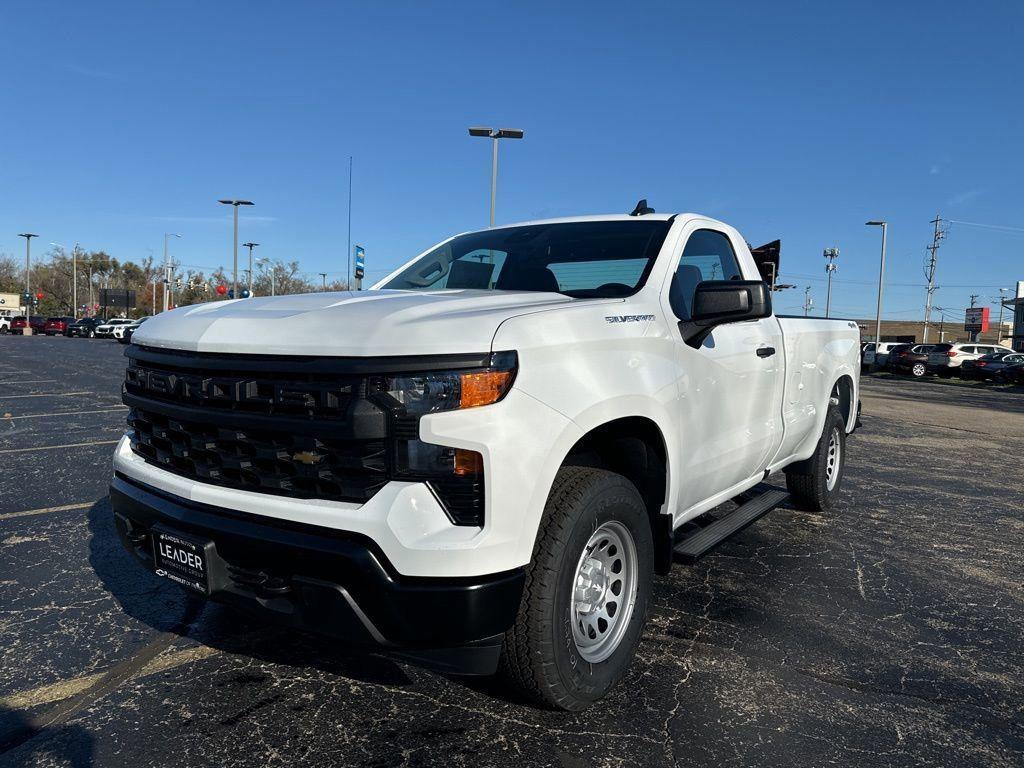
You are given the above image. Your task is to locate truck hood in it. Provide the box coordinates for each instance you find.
[131,289,576,356]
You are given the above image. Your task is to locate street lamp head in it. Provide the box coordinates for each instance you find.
[18,233,38,239]
[495,128,524,139]
[218,199,254,207]
[242,242,259,249]
[865,220,886,226]
[468,127,493,137]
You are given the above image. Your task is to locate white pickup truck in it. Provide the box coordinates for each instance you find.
[110,210,860,710]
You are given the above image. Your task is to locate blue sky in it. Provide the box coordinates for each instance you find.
[1,0,1022,320]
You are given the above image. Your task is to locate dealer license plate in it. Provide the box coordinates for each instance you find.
[152,528,211,595]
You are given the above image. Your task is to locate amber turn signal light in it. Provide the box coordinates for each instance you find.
[459,370,513,409]
[453,448,484,476]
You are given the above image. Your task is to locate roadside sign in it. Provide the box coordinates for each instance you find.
[964,306,990,332]
[354,245,365,280]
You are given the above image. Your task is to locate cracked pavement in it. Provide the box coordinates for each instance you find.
[1,336,1022,767]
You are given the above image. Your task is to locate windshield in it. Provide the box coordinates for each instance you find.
[381,221,672,298]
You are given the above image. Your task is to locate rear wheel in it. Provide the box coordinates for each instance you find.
[911,362,926,378]
[785,405,846,512]
[500,466,653,711]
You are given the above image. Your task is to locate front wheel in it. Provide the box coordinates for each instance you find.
[500,466,653,711]
[785,404,846,511]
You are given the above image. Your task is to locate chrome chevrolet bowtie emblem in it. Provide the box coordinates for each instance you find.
[292,451,324,465]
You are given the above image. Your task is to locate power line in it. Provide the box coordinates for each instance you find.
[947,219,1024,235]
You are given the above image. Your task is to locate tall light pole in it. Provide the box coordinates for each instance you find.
[823,247,839,318]
[18,233,38,329]
[242,242,259,296]
[257,257,275,297]
[218,199,254,299]
[318,272,328,291]
[162,233,181,311]
[468,127,524,227]
[866,221,888,344]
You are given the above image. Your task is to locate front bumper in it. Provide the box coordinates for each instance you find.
[110,474,525,674]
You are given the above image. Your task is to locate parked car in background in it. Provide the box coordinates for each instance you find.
[95,318,133,338]
[10,316,46,335]
[887,343,936,378]
[862,341,902,369]
[0,314,11,334]
[43,316,77,336]
[926,342,1013,376]
[960,351,1024,381]
[114,317,150,344]
[68,318,104,338]
[994,361,1024,385]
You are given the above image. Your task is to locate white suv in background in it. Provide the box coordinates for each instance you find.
[927,342,1013,376]
[862,342,902,368]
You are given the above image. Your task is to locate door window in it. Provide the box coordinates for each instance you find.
[671,229,742,320]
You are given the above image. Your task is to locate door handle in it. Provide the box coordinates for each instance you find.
[756,346,776,358]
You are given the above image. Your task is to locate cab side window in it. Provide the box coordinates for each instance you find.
[671,229,742,320]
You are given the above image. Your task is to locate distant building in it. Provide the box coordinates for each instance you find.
[855,317,1011,345]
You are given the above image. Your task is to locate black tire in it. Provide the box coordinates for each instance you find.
[499,466,654,711]
[87,329,95,338]
[785,404,846,512]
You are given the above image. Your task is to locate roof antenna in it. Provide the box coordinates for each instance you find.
[630,199,655,216]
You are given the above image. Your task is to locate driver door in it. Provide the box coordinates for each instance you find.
[664,225,785,515]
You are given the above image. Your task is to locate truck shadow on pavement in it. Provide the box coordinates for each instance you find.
[0,707,95,767]
[85,497,416,690]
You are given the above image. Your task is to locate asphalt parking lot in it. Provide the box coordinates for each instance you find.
[1,336,1021,768]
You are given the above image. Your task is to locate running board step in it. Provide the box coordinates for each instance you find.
[673,487,790,564]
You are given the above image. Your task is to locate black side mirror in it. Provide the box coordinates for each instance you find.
[679,280,771,348]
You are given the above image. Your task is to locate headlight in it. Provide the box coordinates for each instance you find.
[377,351,517,416]
[371,351,517,527]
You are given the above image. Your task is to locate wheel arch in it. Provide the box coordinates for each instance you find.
[558,415,674,574]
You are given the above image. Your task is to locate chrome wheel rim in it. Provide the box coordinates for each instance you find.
[912,363,925,376]
[825,427,841,491]
[570,521,638,663]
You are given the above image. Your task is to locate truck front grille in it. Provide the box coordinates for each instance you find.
[123,347,390,504]
[127,407,387,501]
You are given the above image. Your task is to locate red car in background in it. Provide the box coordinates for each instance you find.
[43,316,77,336]
[9,316,46,335]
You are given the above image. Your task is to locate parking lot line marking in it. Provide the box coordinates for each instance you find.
[1,406,127,420]
[0,440,119,455]
[0,645,221,711]
[0,379,57,385]
[0,391,90,400]
[0,503,92,521]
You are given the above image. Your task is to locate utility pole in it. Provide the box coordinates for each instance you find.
[803,285,814,316]
[968,293,980,342]
[922,214,944,342]
[319,272,327,291]
[996,287,1009,344]
[823,247,839,318]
